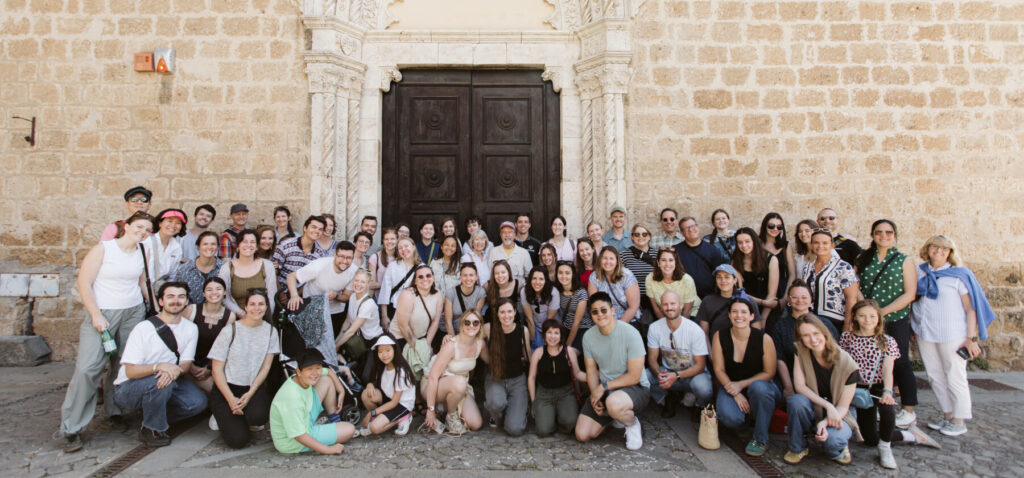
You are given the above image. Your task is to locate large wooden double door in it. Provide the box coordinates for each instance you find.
[382,69,560,241]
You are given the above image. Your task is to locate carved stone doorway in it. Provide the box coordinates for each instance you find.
[382,69,561,239]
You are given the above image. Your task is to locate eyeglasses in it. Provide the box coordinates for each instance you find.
[766,224,783,231]
[819,216,836,221]
[631,232,651,237]
[872,230,895,236]
[129,196,149,203]
[463,319,481,327]
[661,217,677,222]
[682,225,699,231]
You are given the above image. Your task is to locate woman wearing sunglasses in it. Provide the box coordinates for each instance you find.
[621,224,657,323]
[422,310,485,435]
[759,213,796,303]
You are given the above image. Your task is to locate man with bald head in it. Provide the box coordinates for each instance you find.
[644,290,712,418]
[816,208,863,264]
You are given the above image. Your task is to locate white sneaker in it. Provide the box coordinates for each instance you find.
[940,421,967,437]
[624,419,643,450]
[208,415,219,431]
[610,420,625,429]
[356,427,370,437]
[395,416,411,436]
[878,445,897,470]
[681,392,696,407]
[894,409,916,429]
[927,417,949,431]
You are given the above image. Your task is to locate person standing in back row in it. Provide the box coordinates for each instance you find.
[673,217,728,299]
[101,186,152,241]
[817,208,863,265]
[602,206,633,252]
[182,204,216,262]
[514,213,543,266]
[219,204,249,259]
[488,221,532,284]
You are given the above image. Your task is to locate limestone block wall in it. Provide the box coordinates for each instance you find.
[625,1,1024,368]
[1,0,311,360]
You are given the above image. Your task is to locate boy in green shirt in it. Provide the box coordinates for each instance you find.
[269,349,355,454]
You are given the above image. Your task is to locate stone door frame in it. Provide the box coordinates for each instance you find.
[300,0,646,237]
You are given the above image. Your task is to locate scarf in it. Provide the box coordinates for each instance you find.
[916,264,997,341]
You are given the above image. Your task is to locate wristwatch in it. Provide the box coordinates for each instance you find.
[675,371,682,379]
[970,336,979,342]
[428,405,435,412]
[371,409,377,418]
[602,382,610,393]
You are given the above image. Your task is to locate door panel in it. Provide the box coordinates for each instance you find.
[383,70,559,244]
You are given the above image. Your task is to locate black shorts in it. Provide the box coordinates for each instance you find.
[580,384,650,426]
[376,392,412,423]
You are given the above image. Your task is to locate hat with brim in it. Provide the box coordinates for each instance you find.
[296,348,327,370]
[230,203,249,214]
[372,335,397,349]
[500,221,515,230]
[714,264,738,277]
[123,186,152,202]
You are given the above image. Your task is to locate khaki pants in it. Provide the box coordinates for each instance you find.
[59,304,145,436]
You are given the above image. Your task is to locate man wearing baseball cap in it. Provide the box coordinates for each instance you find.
[486,220,532,284]
[269,348,355,455]
[218,203,249,258]
[603,206,633,252]
[100,186,153,241]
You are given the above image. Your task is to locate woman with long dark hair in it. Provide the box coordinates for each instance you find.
[759,212,795,301]
[547,215,575,262]
[528,319,585,437]
[484,260,521,324]
[317,214,338,254]
[208,288,280,449]
[575,238,596,289]
[368,227,398,300]
[793,219,818,278]
[702,208,736,259]
[482,299,532,436]
[522,267,559,347]
[174,231,224,306]
[854,219,920,430]
[588,245,641,324]
[555,261,591,350]
[183,277,236,394]
[539,243,558,283]
[218,229,277,317]
[646,249,698,319]
[272,206,295,241]
[254,225,276,261]
[732,227,780,321]
[430,235,461,294]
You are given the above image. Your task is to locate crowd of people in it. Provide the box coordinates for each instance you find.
[57,185,996,470]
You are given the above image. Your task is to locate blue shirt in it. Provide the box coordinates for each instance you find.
[673,241,728,298]
[603,230,633,252]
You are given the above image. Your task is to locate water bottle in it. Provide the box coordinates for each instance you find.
[100,329,117,356]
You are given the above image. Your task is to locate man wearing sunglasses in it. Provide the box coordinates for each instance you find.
[650,208,684,250]
[816,208,863,265]
[101,186,153,240]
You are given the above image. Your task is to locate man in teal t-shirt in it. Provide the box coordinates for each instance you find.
[575,292,650,451]
[269,349,355,454]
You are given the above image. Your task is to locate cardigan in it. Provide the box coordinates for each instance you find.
[795,342,863,442]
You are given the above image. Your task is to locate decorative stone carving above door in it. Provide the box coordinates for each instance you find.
[300,0,646,237]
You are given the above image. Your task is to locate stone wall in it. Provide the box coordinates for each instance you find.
[625,1,1024,368]
[1,0,311,360]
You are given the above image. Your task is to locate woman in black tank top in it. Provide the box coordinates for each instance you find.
[483,299,531,436]
[711,298,781,457]
[528,319,585,437]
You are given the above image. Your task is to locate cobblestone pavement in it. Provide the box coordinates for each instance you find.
[5,363,1024,477]
[0,363,139,478]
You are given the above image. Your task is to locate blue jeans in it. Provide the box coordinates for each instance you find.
[645,368,713,406]
[716,379,781,443]
[114,375,208,432]
[786,394,853,459]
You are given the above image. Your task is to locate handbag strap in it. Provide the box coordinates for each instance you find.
[863,253,900,299]
[138,243,156,310]
[455,285,468,313]
[417,293,435,323]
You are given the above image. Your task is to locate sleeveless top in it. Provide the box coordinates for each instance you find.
[768,249,788,299]
[191,306,232,368]
[498,325,528,380]
[444,340,483,377]
[537,346,572,389]
[858,248,910,323]
[388,292,442,339]
[94,240,145,309]
[740,267,770,303]
[229,261,266,309]
[720,328,766,383]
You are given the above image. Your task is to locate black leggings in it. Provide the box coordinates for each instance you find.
[209,383,271,449]
[856,383,903,446]
[885,317,918,407]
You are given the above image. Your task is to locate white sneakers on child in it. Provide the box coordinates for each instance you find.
[894,409,917,429]
[208,415,219,431]
[395,415,411,436]
[624,419,643,451]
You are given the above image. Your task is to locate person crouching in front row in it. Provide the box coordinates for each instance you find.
[269,349,355,455]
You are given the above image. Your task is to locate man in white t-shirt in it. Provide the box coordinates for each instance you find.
[287,241,357,335]
[645,290,712,417]
[113,282,206,447]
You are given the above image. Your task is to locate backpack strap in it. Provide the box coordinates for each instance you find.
[389,267,417,303]
[147,316,180,364]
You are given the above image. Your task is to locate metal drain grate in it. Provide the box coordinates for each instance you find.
[90,412,207,477]
[720,431,785,478]
[970,378,1020,391]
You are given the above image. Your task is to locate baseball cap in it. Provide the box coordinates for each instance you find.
[499,221,515,230]
[296,348,327,370]
[230,203,249,214]
[610,205,626,216]
[123,186,152,202]
[713,264,738,277]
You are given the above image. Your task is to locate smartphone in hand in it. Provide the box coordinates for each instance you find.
[956,346,971,360]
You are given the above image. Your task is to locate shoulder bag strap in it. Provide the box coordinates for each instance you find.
[389,267,417,302]
[147,316,180,364]
[417,293,435,323]
[226,322,237,364]
[138,243,157,311]
[455,286,468,313]
[863,253,900,299]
